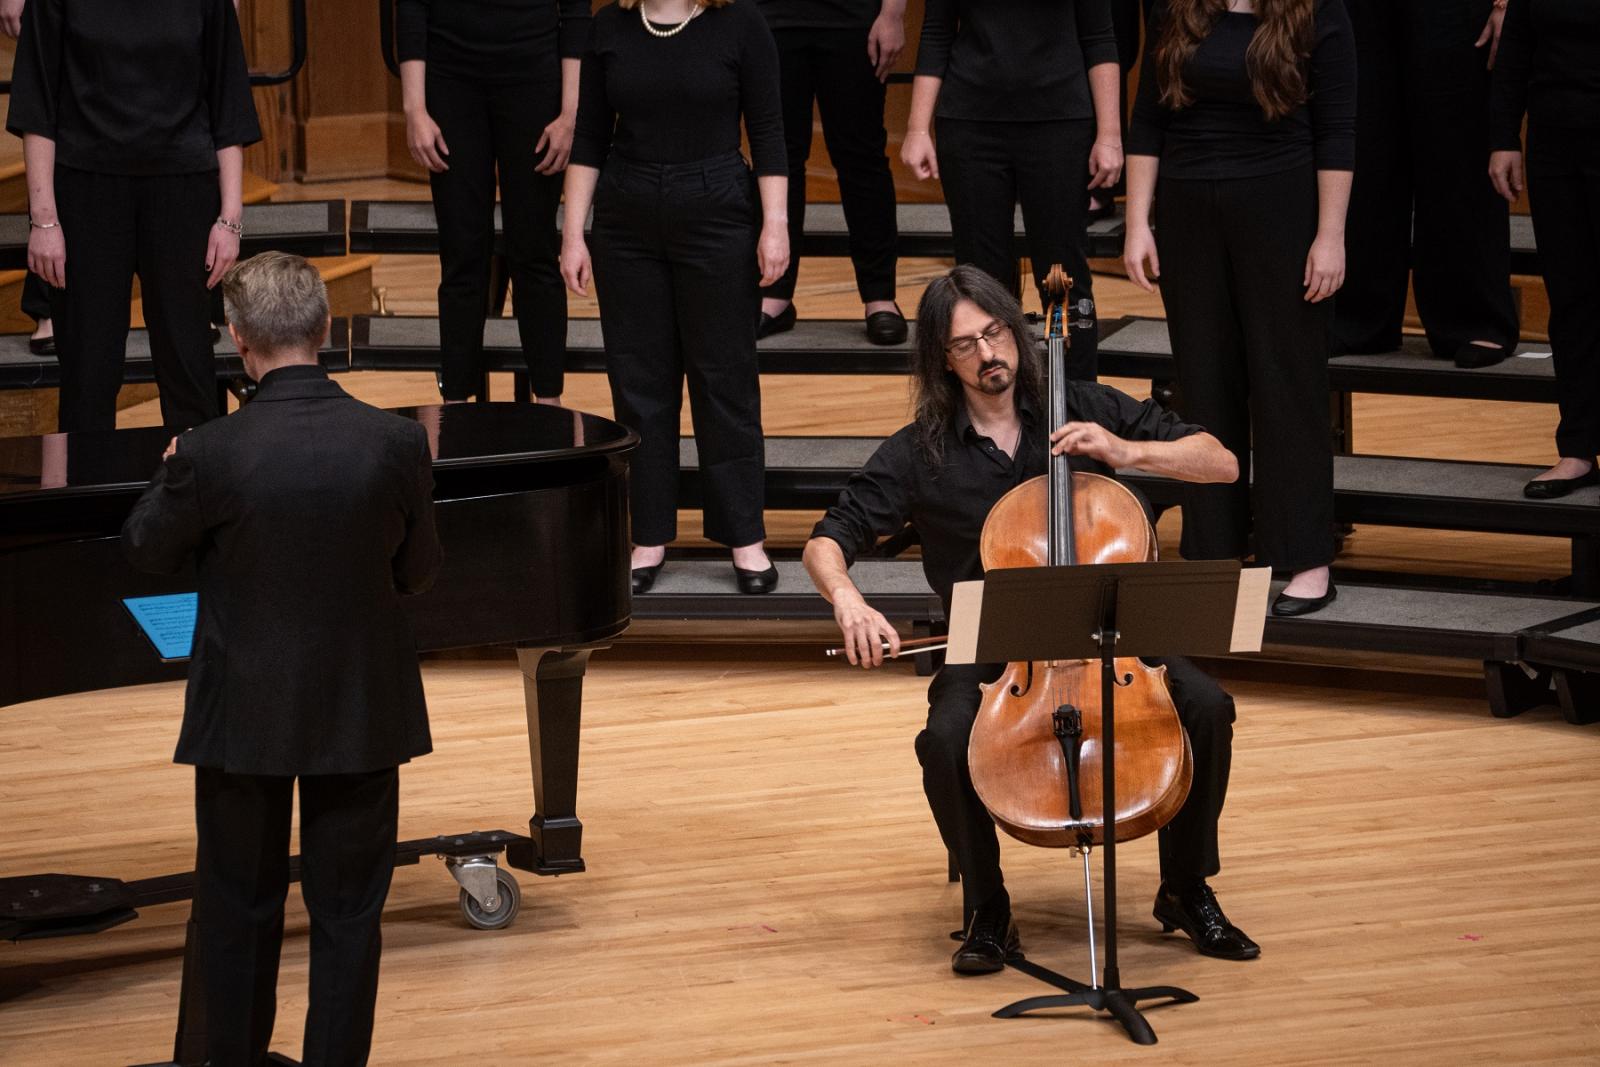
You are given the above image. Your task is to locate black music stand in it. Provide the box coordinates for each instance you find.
[946,559,1269,1045]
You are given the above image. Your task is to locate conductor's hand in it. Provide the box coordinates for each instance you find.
[901,131,939,181]
[758,221,789,288]
[1087,141,1123,190]
[163,435,179,461]
[1,0,24,39]
[560,237,592,296]
[406,108,449,173]
[535,111,575,175]
[1051,421,1135,469]
[1489,149,1524,204]
[1122,224,1159,293]
[205,224,240,290]
[27,223,65,290]
[834,588,900,669]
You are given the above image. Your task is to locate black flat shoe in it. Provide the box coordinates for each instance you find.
[756,303,796,339]
[952,893,1020,975]
[1272,583,1337,617]
[1153,881,1259,961]
[733,563,778,594]
[864,307,907,346]
[27,336,55,356]
[1524,466,1600,499]
[631,562,664,595]
[1454,342,1509,369]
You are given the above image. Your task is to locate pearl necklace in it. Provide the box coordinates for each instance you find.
[640,1,701,38]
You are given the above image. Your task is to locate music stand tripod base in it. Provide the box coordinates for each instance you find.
[994,952,1197,1046]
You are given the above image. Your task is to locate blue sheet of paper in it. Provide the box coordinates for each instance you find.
[122,593,198,662]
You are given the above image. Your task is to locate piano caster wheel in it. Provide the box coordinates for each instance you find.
[458,867,521,931]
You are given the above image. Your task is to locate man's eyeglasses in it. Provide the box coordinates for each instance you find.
[945,321,1012,361]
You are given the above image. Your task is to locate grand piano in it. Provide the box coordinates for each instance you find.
[0,403,634,1063]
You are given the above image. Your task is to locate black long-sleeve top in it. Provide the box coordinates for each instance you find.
[810,385,1203,618]
[572,2,786,174]
[1127,0,1355,179]
[395,0,592,86]
[6,0,261,176]
[1489,0,1600,151]
[913,0,1119,124]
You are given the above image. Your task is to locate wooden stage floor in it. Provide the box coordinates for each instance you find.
[3,653,1598,1063]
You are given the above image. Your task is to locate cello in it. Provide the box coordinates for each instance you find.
[964,263,1198,1042]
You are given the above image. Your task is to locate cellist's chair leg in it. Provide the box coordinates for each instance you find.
[947,849,960,884]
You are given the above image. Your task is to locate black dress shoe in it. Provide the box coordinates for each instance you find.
[1271,583,1337,617]
[864,307,907,346]
[1153,881,1259,961]
[27,335,55,356]
[631,562,664,595]
[756,303,796,339]
[952,894,1020,975]
[1524,466,1600,499]
[733,563,778,594]
[1454,341,1509,369]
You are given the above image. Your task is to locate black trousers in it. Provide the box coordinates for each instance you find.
[765,27,898,305]
[427,74,567,400]
[935,117,1098,380]
[52,167,220,432]
[1335,0,1518,357]
[1528,124,1600,460]
[590,152,766,547]
[194,766,399,1067]
[1156,167,1337,571]
[920,658,1235,920]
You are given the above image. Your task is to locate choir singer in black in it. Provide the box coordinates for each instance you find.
[7,0,261,432]
[803,266,1258,975]
[123,253,442,1066]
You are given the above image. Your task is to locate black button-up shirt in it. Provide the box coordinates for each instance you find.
[7,0,261,176]
[811,382,1204,616]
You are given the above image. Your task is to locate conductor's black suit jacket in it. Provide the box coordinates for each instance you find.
[122,364,442,777]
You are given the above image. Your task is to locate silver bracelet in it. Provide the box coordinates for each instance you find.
[214,217,244,236]
[28,217,59,230]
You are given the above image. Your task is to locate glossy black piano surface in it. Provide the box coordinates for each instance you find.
[0,402,637,708]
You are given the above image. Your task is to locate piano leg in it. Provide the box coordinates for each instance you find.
[506,646,599,875]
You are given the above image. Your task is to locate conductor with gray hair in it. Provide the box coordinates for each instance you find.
[123,252,442,1065]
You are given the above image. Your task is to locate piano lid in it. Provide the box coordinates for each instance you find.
[0,402,637,504]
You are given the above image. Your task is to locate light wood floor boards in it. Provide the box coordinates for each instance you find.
[3,656,1598,1063]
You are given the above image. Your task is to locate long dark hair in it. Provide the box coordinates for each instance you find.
[912,265,1042,467]
[1154,0,1315,121]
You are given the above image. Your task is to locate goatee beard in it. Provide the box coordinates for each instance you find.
[976,361,1012,394]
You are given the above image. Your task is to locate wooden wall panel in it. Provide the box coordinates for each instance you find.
[295,0,390,181]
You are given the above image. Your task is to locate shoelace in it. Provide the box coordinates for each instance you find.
[1185,884,1228,932]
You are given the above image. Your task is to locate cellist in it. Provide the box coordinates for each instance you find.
[803,265,1258,975]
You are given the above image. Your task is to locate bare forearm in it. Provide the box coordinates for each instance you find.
[907,74,940,135]
[1126,433,1238,484]
[400,59,427,115]
[758,174,787,226]
[23,134,57,222]
[562,164,600,239]
[1125,155,1159,230]
[216,146,243,221]
[1316,169,1352,240]
[803,537,859,605]
[1088,62,1122,145]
